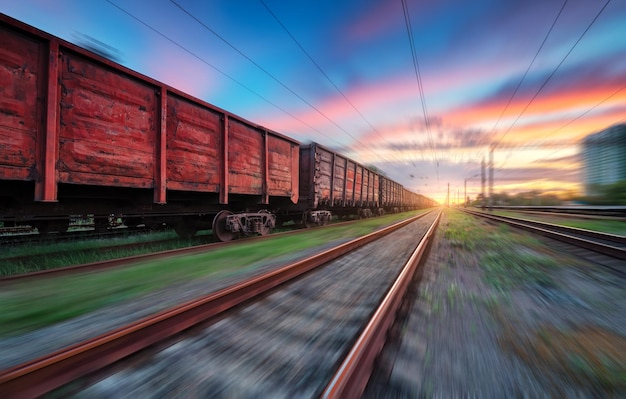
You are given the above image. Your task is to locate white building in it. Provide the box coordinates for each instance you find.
[582,124,626,195]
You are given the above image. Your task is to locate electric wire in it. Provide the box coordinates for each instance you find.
[104,0,340,145]
[526,85,626,164]
[258,0,407,165]
[492,0,612,150]
[169,0,383,159]
[401,0,437,167]
[488,0,568,144]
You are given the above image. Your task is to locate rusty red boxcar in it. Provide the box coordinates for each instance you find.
[0,14,299,240]
[295,142,382,225]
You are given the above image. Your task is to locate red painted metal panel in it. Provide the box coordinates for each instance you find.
[316,146,333,204]
[228,118,263,195]
[361,168,371,206]
[267,135,297,201]
[290,143,299,204]
[154,87,167,204]
[38,40,60,202]
[166,93,222,193]
[346,160,355,206]
[333,156,346,205]
[263,131,269,204]
[0,23,41,182]
[220,115,229,204]
[355,165,363,205]
[57,51,157,188]
[373,173,380,205]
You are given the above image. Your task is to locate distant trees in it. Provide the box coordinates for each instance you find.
[467,180,626,206]
[470,190,562,206]
[578,180,626,205]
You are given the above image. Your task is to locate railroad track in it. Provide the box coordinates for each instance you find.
[0,210,440,397]
[494,209,626,222]
[464,209,626,268]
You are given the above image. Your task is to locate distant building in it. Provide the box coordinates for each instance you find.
[582,124,626,195]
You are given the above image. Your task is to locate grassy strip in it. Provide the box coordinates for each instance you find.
[447,209,624,393]
[0,230,182,258]
[492,210,626,236]
[0,234,211,277]
[0,210,429,337]
[446,209,559,290]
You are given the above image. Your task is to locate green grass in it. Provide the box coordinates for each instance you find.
[493,210,626,236]
[445,209,559,290]
[0,210,428,337]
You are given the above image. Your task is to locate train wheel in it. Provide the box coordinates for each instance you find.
[302,210,315,229]
[212,210,236,242]
[258,210,272,236]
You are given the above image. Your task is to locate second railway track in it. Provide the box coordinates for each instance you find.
[0,210,440,398]
[464,209,626,271]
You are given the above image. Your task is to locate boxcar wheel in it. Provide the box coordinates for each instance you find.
[212,210,237,242]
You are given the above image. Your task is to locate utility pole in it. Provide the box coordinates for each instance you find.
[488,146,494,211]
[447,183,450,207]
[481,157,486,208]
[464,179,467,207]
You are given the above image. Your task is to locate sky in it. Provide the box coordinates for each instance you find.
[3,0,626,204]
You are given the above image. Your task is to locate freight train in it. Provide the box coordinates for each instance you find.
[0,14,435,241]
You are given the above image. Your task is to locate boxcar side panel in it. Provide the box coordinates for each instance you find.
[373,173,380,205]
[355,165,363,205]
[346,160,355,206]
[267,135,298,202]
[316,145,333,205]
[57,51,157,188]
[0,24,41,181]
[380,177,387,206]
[166,93,222,192]
[333,155,346,205]
[298,145,313,204]
[228,119,263,195]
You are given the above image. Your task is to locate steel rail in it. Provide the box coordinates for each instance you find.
[494,209,626,222]
[465,210,626,260]
[0,211,433,398]
[321,209,441,398]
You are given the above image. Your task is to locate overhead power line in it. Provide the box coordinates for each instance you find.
[104,0,340,145]
[492,0,613,150]
[258,0,406,165]
[401,0,437,167]
[489,0,568,142]
[169,0,380,157]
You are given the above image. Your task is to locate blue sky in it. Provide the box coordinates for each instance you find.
[2,0,625,202]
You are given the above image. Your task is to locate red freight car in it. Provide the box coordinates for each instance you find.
[0,14,299,240]
[294,142,382,226]
[380,175,404,213]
